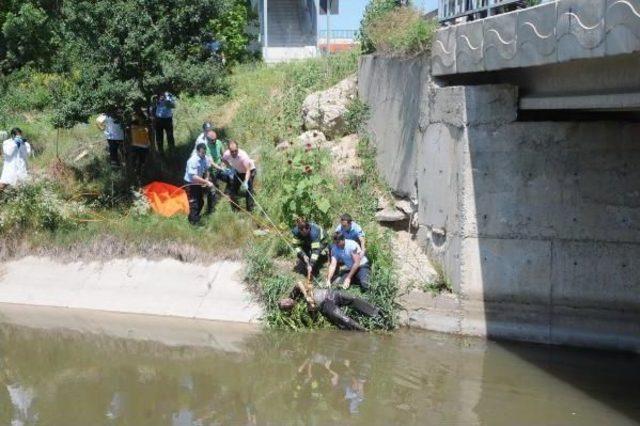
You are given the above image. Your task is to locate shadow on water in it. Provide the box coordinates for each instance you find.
[466,117,640,423]
[0,306,639,425]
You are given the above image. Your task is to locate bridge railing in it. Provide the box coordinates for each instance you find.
[438,0,528,23]
[318,29,358,41]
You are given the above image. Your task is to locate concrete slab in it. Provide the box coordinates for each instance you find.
[432,25,457,76]
[605,0,640,56]
[0,257,263,324]
[456,20,484,73]
[557,0,606,62]
[483,10,518,71]
[517,1,558,67]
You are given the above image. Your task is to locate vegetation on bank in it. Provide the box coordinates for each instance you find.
[359,0,437,57]
[0,48,400,330]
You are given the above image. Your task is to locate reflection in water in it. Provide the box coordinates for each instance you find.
[0,313,638,425]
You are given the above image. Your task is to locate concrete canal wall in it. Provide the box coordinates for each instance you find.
[0,257,262,324]
[359,54,640,351]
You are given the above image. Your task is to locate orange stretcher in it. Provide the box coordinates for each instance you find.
[143,181,189,217]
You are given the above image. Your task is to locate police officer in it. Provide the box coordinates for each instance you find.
[184,143,213,226]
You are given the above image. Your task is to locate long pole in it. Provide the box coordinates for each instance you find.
[326,0,331,55]
[264,0,268,48]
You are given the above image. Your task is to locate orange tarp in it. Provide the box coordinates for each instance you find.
[143,182,189,217]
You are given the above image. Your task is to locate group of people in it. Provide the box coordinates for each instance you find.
[99,91,177,173]
[183,122,257,226]
[281,214,380,331]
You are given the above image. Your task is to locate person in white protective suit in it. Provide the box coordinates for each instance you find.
[0,128,32,189]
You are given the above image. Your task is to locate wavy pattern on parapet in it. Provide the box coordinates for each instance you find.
[434,39,452,56]
[459,34,482,51]
[433,40,456,68]
[484,43,518,60]
[486,28,516,46]
[607,0,640,18]
[561,12,603,31]
[520,21,554,40]
[559,11,605,49]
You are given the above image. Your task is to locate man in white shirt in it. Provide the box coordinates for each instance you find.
[98,114,125,168]
[0,128,32,190]
[221,140,257,212]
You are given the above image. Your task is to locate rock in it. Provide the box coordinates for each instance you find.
[302,75,357,139]
[395,199,415,215]
[275,141,291,151]
[253,229,270,237]
[329,133,363,184]
[297,130,327,149]
[375,208,407,223]
[377,195,390,211]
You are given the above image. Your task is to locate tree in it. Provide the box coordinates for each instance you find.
[210,0,258,65]
[53,0,232,128]
[0,0,63,73]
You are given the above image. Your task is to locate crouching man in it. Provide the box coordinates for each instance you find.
[278,281,379,331]
[326,233,371,291]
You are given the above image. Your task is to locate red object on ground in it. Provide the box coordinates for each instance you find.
[143,182,189,217]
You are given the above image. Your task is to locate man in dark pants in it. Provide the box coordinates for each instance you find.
[221,140,257,212]
[154,91,176,155]
[326,234,371,291]
[278,281,380,331]
[291,219,328,280]
[184,143,213,226]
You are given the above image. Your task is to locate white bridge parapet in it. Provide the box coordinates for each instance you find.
[432,0,640,75]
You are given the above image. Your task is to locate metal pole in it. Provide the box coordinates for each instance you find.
[326,0,331,55]
[264,0,268,47]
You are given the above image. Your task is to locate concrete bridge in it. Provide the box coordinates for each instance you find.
[432,0,640,111]
[358,0,640,351]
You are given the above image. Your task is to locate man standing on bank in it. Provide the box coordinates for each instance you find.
[184,143,214,226]
[222,140,257,212]
[153,91,176,155]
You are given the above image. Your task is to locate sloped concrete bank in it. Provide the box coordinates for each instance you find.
[0,257,262,324]
[359,54,640,352]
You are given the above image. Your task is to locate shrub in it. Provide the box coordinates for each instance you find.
[0,180,86,232]
[344,98,371,135]
[358,0,400,54]
[366,7,437,57]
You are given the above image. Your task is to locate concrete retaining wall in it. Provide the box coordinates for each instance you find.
[359,54,640,351]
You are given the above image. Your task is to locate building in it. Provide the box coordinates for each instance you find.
[253,0,369,63]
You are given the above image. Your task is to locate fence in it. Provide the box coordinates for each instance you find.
[318,29,358,41]
[438,0,530,23]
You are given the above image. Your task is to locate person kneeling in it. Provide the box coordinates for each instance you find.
[326,233,371,291]
[291,219,328,280]
[278,281,379,331]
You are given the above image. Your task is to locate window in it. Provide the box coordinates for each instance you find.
[320,0,339,15]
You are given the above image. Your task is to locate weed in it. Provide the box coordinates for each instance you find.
[366,7,438,57]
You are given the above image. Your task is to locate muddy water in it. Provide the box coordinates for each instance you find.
[0,306,638,425]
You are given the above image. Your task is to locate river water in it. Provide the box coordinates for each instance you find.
[0,305,638,425]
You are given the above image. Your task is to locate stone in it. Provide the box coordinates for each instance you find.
[301,75,357,139]
[395,199,415,216]
[375,208,407,223]
[297,130,327,149]
[275,141,291,151]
